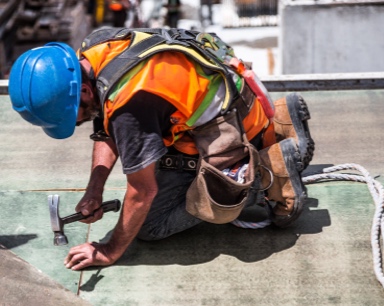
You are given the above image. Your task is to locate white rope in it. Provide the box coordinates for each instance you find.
[304,163,384,288]
[231,163,384,288]
[231,218,271,229]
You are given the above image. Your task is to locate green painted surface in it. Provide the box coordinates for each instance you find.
[2,88,384,305]
[78,182,384,305]
[0,95,125,191]
[0,190,124,294]
[0,191,88,293]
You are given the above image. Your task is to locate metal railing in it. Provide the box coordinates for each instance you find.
[2,72,384,95]
[260,72,384,92]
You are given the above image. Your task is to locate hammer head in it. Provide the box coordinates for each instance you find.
[48,195,68,246]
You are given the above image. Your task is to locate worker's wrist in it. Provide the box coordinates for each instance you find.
[100,240,125,264]
[86,182,104,193]
[88,166,111,190]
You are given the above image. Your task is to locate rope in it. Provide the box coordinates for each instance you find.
[231,163,384,288]
[232,218,271,229]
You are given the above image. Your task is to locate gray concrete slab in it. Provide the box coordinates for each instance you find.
[0,96,125,191]
[0,244,91,306]
[1,89,384,305]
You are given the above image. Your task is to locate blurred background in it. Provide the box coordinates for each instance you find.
[1,0,383,79]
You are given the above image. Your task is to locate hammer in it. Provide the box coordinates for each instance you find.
[48,194,121,246]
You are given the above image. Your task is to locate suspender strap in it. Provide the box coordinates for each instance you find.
[230,82,256,121]
[81,27,166,51]
[81,28,131,51]
[96,33,167,103]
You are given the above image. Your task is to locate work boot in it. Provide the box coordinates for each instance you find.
[273,93,315,170]
[259,138,307,228]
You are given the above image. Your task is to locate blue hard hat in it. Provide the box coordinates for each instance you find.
[9,42,81,139]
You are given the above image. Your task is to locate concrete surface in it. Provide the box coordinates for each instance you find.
[280,1,384,74]
[1,87,384,305]
[0,244,91,306]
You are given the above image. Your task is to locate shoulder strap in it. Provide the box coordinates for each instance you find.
[80,27,164,52]
[82,28,239,114]
[96,33,167,103]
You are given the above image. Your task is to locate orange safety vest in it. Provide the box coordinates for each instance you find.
[79,28,270,155]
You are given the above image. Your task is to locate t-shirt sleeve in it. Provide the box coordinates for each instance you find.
[108,91,176,174]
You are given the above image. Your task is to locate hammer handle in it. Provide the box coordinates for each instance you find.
[62,199,121,224]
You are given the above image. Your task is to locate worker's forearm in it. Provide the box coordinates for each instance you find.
[87,139,119,191]
[104,163,158,262]
[106,192,154,262]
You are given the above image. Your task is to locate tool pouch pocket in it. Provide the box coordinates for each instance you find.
[186,110,260,224]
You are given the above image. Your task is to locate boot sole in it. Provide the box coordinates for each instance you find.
[273,138,307,228]
[285,93,315,171]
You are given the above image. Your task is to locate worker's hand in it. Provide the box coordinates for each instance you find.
[64,242,117,271]
[76,192,103,224]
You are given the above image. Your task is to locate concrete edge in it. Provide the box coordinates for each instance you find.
[0,244,92,306]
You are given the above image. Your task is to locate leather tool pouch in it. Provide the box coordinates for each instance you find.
[186,110,260,224]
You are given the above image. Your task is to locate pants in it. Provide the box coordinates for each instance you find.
[136,167,202,241]
[136,130,266,241]
[136,164,264,242]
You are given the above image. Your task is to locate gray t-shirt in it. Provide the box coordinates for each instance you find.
[108,91,176,174]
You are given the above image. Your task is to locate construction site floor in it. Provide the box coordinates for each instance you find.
[1,89,384,305]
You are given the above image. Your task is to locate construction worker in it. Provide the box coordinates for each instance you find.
[108,0,131,27]
[8,28,314,270]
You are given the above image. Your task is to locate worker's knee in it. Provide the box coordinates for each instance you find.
[136,224,169,241]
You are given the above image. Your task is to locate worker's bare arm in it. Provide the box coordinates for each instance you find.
[76,139,119,223]
[64,162,158,270]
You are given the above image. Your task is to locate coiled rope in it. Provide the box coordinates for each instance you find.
[231,163,384,288]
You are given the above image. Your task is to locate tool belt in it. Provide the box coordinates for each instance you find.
[186,109,261,224]
[158,154,198,172]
